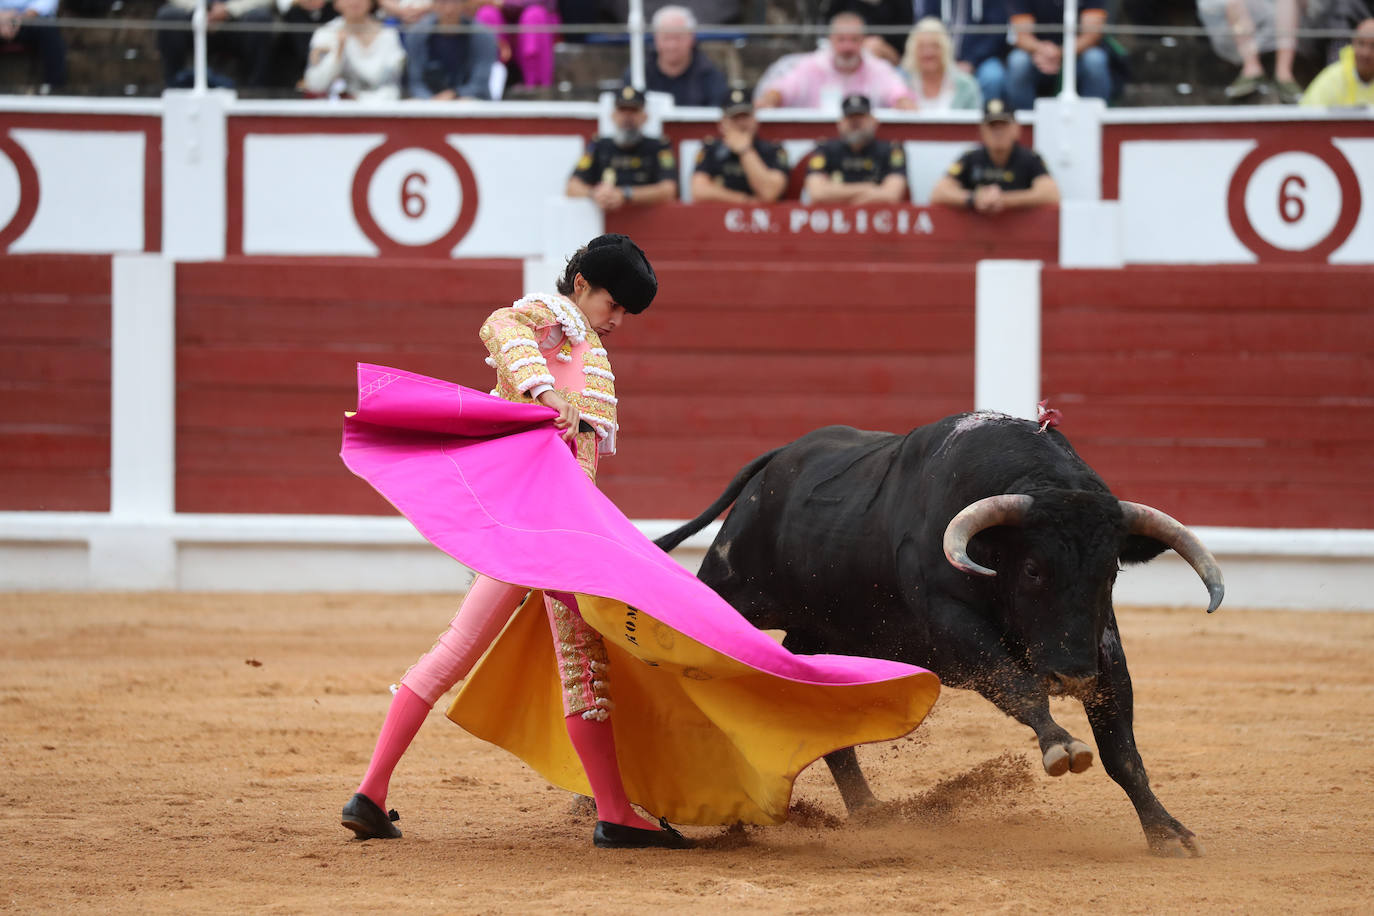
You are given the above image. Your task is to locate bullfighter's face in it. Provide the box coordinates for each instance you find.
[572,274,628,338]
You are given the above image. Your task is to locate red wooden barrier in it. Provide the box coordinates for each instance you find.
[170,256,977,518]
[0,255,112,511]
[597,260,976,516]
[607,202,1059,264]
[175,257,524,514]
[1041,264,1374,529]
[12,253,1365,530]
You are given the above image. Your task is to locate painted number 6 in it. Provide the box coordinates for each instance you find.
[401,171,427,219]
[1278,174,1306,225]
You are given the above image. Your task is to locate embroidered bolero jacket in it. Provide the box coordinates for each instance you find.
[479,293,619,456]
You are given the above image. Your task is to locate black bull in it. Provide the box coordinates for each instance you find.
[654,413,1225,857]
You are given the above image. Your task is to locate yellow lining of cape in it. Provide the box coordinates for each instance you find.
[446,593,940,826]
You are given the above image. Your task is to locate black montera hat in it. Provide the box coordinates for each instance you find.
[723,87,753,116]
[614,85,647,109]
[840,93,872,117]
[578,233,657,314]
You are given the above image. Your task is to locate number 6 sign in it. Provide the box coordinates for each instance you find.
[352,135,479,257]
[1227,140,1361,262]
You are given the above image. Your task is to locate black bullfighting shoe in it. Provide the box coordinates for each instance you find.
[593,818,694,849]
[341,793,402,840]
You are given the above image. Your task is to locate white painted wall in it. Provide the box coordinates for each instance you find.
[9,129,146,253]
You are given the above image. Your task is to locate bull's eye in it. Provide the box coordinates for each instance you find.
[1024,559,1044,582]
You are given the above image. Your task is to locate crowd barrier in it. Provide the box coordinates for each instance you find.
[1,94,1371,605]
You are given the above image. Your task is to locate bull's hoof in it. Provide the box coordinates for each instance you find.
[1042,745,1070,776]
[1147,825,1204,858]
[1041,741,1094,777]
[1067,741,1094,773]
[839,791,880,815]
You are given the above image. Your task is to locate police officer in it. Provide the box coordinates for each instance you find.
[930,98,1060,215]
[566,85,679,211]
[690,88,790,204]
[803,94,909,205]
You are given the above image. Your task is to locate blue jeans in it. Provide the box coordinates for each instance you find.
[1005,45,1113,111]
[974,56,1006,103]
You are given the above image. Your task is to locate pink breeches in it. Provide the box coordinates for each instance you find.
[472,4,559,87]
[399,576,527,706]
[399,575,611,719]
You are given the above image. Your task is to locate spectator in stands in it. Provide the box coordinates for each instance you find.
[156,0,275,88]
[1217,0,1307,103]
[303,0,407,99]
[622,5,729,107]
[929,98,1059,214]
[914,0,1010,103]
[819,0,914,64]
[567,85,679,210]
[277,0,337,89]
[1302,16,1374,106]
[757,12,917,110]
[405,0,497,98]
[691,87,789,203]
[0,0,66,90]
[1004,0,1114,111]
[900,17,983,110]
[473,0,559,89]
[803,94,909,204]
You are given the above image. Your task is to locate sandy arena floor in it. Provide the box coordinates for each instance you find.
[2,592,1371,914]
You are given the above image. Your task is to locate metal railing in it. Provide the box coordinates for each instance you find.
[0,3,1368,104]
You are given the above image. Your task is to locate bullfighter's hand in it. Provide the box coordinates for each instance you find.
[537,390,581,442]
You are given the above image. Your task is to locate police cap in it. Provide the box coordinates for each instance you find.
[982,98,1015,124]
[840,94,872,117]
[722,87,753,116]
[579,233,657,314]
[614,85,647,110]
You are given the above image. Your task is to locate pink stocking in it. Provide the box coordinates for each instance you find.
[357,576,529,809]
[564,714,660,831]
[356,684,429,811]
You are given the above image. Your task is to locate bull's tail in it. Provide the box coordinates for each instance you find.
[653,448,782,553]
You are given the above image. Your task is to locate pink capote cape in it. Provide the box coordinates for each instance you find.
[342,364,940,825]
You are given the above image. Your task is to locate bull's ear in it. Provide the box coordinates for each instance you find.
[1120,535,1169,566]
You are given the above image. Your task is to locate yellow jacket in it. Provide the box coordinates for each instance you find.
[1301,45,1374,107]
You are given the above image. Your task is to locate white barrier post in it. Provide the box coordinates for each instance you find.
[524,196,604,295]
[162,89,232,260]
[92,254,178,588]
[975,259,1042,420]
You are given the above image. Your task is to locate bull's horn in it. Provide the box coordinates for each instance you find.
[1120,501,1226,613]
[943,495,1033,578]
